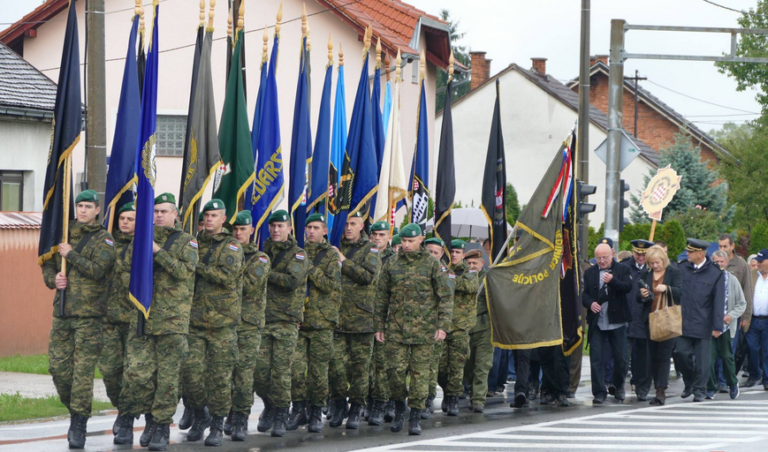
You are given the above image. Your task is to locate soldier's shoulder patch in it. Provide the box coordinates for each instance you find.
[441,266,447,272]
[469,270,477,273]
[105,238,114,246]
[189,240,198,249]
[296,253,305,260]
[370,247,380,253]
[228,244,240,252]
[338,261,343,268]
[259,256,269,264]
[448,273,456,279]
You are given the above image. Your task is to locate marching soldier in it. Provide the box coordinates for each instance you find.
[328,211,381,429]
[286,213,341,433]
[115,193,198,451]
[43,189,115,449]
[254,210,309,437]
[463,249,493,413]
[423,237,452,419]
[375,224,453,436]
[182,199,243,446]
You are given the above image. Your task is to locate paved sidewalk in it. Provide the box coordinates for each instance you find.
[0,371,110,402]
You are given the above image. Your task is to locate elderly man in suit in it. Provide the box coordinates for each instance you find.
[583,243,633,405]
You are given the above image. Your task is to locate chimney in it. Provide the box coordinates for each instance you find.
[470,51,492,90]
[590,54,609,66]
[531,57,547,75]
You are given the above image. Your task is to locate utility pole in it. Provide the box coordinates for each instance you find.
[604,19,625,250]
[625,69,647,138]
[85,0,107,219]
[577,0,590,262]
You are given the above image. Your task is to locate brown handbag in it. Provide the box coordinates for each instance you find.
[649,287,683,342]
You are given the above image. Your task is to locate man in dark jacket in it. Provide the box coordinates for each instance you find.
[621,239,654,401]
[583,243,633,404]
[675,238,726,402]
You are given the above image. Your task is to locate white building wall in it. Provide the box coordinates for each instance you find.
[0,118,52,211]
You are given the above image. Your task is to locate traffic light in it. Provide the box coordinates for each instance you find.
[619,179,630,232]
[577,180,597,221]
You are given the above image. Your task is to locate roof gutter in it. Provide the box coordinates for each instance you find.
[0,106,53,121]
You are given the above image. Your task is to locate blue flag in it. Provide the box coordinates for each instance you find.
[252,32,283,249]
[330,53,378,246]
[307,58,333,217]
[382,79,392,137]
[129,1,159,318]
[327,62,347,231]
[244,45,269,219]
[103,16,140,231]
[369,65,385,218]
[409,80,430,232]
[289,36,312,247]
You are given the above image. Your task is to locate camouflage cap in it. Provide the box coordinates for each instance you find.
[370,221,389,232]
[154,192,176,205]
[234,210,252,226]
[118,202,135,215]
[305,212,326,226]
[391,235,401,246]
[451,239,466,250]
[269,209,290,223]
[75,189,99,204]
[425,237,444,247]
[202,198,226,213]
[400,223,421,238]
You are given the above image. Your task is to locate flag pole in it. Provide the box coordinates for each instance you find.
[59,154,72,317]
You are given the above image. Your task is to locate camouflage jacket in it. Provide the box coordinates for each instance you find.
[105,231,134,324]
[339,233,381,333]
[470,269,490,333]
[239,243,270,330]
[264,236,309,325]
[43,222,115,318]
[449,261,480,332]
[375,249,454,344]
[303,239,342,330]
[191,227,243,329]
[380,246,397,265]
[126,225,199,335]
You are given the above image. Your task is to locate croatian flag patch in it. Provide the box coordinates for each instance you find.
[229,244,240,252]
[189,240,198,249]
[371,248,380,253]
[296,253,305,260]
[449,273,456,279]
[105,239,114,246]
[441,266,447,272]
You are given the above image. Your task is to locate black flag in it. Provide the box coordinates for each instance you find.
[481,79,507,262]
[178,23,204,230]
[434,79,455,256]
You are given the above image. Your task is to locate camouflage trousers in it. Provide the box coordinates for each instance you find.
[387,341,434,409]
[121,331,186,424]
[438,330,471,397]
[231,326,261,415]
[253,322,298,409]
[464,325,493,406]
[428,341,441,398]
[369,339,390,402]
[291,329,333,407]
[329,332,374,405]
[183,325,238,417]
[98,321,130,409]
[48,317,103,417]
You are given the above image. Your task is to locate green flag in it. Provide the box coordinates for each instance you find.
[214,28,254,221]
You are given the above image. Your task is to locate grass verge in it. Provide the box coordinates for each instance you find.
[0,354,103,378]
[0,393,113,422]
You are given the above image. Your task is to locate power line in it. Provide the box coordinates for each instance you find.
[685,113,761,117]
[0,0,173,26]
[699,0,768,17]
[645,79,760,114]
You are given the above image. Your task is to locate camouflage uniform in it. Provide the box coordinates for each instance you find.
[438,261,479,397]
[291,238,341,406]
[464,269,493,407]
[253,236,308,408]
[370,246,397,403]
[182,227,243,418]
[329,233,381,406]
[376,249,453,409]
[42,222,115,417]
[231,244,270,415]
[120,225,198,424]
[99,230,134,409]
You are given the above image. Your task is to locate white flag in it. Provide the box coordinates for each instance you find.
[374,76,407,223]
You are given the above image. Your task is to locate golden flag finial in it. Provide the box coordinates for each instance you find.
[301,3,307,37]
[138,0,145,33]
[339,42,344,67]
[362,26,372,60]
[207,0,216,32]
[385,53,391,82]
[135,0,141,18]
[276,3,283,36]
[395,49,402,83]
[227,7,233,38]
[448,49,455,82]
[237,0,245,32]
[262,25,269,63]
[199,0,205,26]
[375,36,382,68]
[327,34,334,67]
[419,48,425,81]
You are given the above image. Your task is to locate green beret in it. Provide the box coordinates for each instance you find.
[198,211,204,222]
[392,227,399,235]
[117,202,135,215]
[305,213,326,226]
[391,235,401,246]
[268,209,290,223]
[234,210,252,226]
[400,223,421,238]
[350,210,364,219]
[75,189,98,204]
[451,239,466,250]
[203,198,226,213]
[425,237,444,247]
[154,192,176,205]
[370,221,389,232]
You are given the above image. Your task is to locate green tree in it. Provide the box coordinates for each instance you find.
[435,9,471,112]
[506,183,521,225]
[629,133,734,226]
[658,219,686,261]
[619,223,652,251]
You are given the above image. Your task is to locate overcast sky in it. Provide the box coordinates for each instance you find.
[2,0,764,131]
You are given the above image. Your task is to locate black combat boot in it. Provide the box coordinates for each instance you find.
[421,395,434,419]
[223,408,235,436]
[113,414,135,445]
[308,406,324,433]
[441,397,448,413]
[329,399,348,428]
[148,423,170,451]
[112,413,121,436]
[447,396,460,416]
[390,401,407,433]
[140,413,156,447]
[187,407,211,442]
[256,401,274,432]
[179,400,194,430]
[383,400,395,423]
[368,400,385,426]
[271,407,289,437]
[231,412,247,442]
[68,414,88,449]
[346,402,363,429]
[286,401,307,431]
[204,415,224,447]
[364,397,373,421]
[408,408,422,435]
